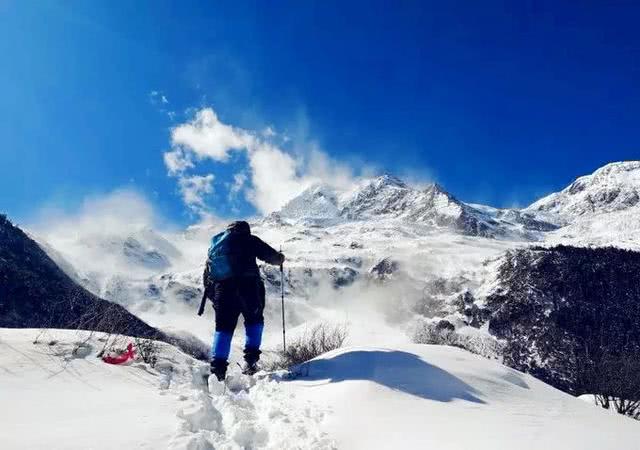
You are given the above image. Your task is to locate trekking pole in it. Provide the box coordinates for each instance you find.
[280,261,287,354]
[197,289,208,316]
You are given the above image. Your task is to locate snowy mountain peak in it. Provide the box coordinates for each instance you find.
[270,174,553,238]
[423,181,447,193]
[592,160,640,177]
[422,181,462,204]
[275,175,415,223]
[340,175,423,220]
[278,183,340,221]
[370,173,407,189]
[526,160,640,225]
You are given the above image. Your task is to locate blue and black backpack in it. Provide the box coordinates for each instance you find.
[206,230,235,282]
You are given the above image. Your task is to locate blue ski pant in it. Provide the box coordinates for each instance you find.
[210,276,265,362]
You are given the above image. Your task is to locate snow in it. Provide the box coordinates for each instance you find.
[543,208,640,250]
[0,329,182,449]
[2,328,637,450]
[50,213,523,350]
[278,183,341,222]
[526,161,640,225]
[285,344,638,449]
[0,329,333,450]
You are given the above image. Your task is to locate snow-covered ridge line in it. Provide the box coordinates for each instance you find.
[276,161,640,233]
[526,160,640,225]
[271,173,557,239]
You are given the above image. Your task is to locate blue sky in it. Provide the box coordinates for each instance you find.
[1,1,638,225]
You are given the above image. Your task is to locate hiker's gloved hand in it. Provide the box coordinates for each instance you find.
[277,252,285,265]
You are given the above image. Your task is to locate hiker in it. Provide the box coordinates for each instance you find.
[202,220,285,381]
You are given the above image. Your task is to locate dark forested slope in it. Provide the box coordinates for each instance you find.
[486,245,640,401]
[0,214,160,338]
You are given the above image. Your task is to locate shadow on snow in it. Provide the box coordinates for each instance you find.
[295,349,486,404]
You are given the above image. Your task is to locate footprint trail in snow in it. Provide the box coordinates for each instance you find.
[169,364,335,450]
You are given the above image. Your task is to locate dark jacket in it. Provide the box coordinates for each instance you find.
[203,221,283,285]
[199,221,283,317]
[221,221,283,277]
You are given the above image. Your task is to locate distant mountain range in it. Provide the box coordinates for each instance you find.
[270,160,640,246]
[273,173,557,238]
[13,160,640,343]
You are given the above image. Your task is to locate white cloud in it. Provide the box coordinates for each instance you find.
[178,174,215,212]
[32,189,159,237]
[28,189,174,278]
[304,146,362,192]
[246,142,311,213]
[170,108,249,162]
[163,148,194,175]
[262,126,276,137]
[228,172,247,199]
[163,106,366,216]
[150,91,176,121]
[149,90,170,106]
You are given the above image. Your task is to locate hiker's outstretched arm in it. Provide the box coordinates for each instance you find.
[252,236,284,266]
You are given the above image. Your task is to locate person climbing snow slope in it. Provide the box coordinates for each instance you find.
[202,221,285,381]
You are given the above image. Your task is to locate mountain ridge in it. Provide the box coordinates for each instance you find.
[273,173,557,239]
[0,214,160,337]
[526,160,640,225]
[18,160,640,344]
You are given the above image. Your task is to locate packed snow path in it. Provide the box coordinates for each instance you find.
[169,368,335,449]
[1,330,638,449]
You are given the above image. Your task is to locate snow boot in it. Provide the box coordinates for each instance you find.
[241,361,259,376]
[210,358,228,382]
[242,348,261,376]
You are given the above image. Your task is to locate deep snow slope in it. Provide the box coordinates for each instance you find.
[286,344,639,450]
[2,329,636,450]
[0,329,186,450]
[0,329,333,450]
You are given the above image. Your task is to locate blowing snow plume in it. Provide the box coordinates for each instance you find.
[28,190,182,280]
